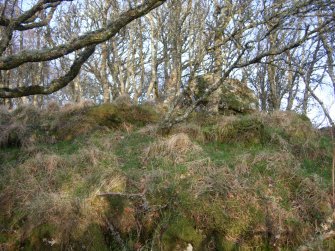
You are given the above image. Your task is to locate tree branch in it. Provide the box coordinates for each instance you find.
[0,45,96,98]
[0,0,167,70]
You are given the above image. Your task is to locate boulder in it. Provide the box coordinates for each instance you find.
[188,73,258,114]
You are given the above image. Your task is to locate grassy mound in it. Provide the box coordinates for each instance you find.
[0,133,123,249]
[0,102,159,147]
[0,106,333,250]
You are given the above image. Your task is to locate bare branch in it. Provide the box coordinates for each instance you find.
[0,0,167,70]
[0,45,95,98]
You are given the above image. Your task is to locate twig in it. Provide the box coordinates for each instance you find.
[97,191,150,211]
[97,192,144,199]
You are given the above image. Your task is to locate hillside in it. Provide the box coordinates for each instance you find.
[0,103,334,250]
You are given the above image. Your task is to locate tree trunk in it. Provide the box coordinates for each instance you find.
[146,14,158,101]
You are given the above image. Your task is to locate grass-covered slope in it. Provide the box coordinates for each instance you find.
[0,103,333,250]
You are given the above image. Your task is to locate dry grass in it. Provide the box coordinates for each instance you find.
[0,102,159,147]
[171,149,332,248]
[0,139,124,248]
[0,105,42,148]
[143,133,203,164]
[267,111,317,143]
[197,111,318,151]
[113,94,132,107]
[45,100,60,112]
[0,105,11,122]
[202,115,267,145]
[138,124,159,136]
[170,123,205,143]
[0,106,332,250]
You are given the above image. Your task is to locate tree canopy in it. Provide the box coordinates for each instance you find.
[0,0,335,126]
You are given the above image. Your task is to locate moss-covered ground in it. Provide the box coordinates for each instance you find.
[0,104,333,250]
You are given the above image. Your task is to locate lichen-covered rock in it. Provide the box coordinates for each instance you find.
[188,73,258,114]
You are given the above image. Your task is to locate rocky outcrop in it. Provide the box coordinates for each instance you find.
[187,73,258,114]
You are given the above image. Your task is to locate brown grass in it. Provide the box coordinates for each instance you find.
[113,94,132,107]
[176,149,331,248]
[45,100,60,112]
[0,140,124,248]
[0,106,331,249]
[143,133,203,164]
[0,102,160,147]
[0,105,42,147]
[267,111,317,143]
[138,124,159,136]
[203,115,267,144]
[170,122,205,143]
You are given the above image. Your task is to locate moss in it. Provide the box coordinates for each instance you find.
[203,117,270,145]
[88,103,160,128]
[0,108,333,250]
[162,216,204,251]
[74,224,109,251]
[21,223,58,251]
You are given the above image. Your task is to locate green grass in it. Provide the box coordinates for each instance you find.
[0,147,21,167]
[201,142,234,165]
[114,132,154,170]
[302,158,332,185]
[46,138,83,155]
[202,142,266,166]
[0,107,333,250]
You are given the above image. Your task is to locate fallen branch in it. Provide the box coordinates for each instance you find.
[97,192,144,198]
[97,192,149,211]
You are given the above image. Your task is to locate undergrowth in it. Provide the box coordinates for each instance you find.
[0,104,333,250]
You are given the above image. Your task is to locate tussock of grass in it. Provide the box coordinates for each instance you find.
[0,136,124,248]
[0,105,42,148]
[170,123,205,143]
[265,111,317,145]
[201,115,269,145]
[143,133,203,164]
[166,149,331,248]
[0,102,159,147]
[197,111,319,157]
[0,106,333,250]
[138,124,159,136]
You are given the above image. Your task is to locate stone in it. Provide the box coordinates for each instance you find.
[187,73,258,114]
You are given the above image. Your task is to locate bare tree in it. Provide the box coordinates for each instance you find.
[1,0,335,129]
[0,0,167,98]
[160,0,335,130]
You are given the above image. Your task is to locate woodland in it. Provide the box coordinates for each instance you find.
[0,0,335,250]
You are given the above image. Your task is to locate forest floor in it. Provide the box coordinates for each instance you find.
[0,102,334,250]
